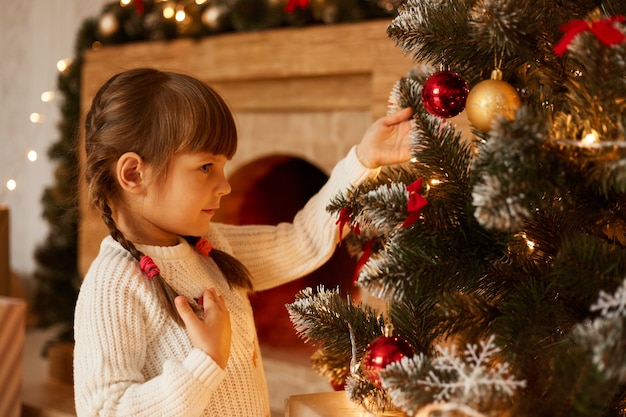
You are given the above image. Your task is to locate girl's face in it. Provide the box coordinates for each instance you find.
[135,152,231,246]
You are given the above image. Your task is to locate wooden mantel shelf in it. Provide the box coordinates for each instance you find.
[81,19,414,119]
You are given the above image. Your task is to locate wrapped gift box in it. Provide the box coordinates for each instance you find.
[285,392,406,417]
[0,297,26,417]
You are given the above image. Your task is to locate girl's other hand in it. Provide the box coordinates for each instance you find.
[175,288,231,369]
[356,107,414,168]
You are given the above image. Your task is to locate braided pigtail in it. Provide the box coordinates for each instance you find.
[185,236,253,292]
[98,197,192,327]
[84,68,246,326]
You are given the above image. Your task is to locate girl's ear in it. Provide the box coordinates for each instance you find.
[116,152,146,193]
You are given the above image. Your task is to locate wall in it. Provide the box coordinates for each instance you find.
[0,0,108,279]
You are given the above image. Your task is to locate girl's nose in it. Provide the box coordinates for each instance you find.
[217,175,231,196]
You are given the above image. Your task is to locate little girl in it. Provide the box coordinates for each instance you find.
[73,67,413,417]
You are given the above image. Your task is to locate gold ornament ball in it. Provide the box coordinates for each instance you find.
[465,71,521,132]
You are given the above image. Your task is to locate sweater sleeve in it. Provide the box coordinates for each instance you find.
[213,146,379,291]
[73,247,225,417]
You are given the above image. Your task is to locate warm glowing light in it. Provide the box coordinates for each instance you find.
[57,58,71,73]
[163,4,175,18]
[30,113,45,123]
[430,179,441,186]
[175,9,186,22]
[27,150,38,162]
[195,0,208,4]
[517,232,535,251]
[120,0,131,5]
[582,129,599,144]
[6,179,17,191]
[41,91,55,102]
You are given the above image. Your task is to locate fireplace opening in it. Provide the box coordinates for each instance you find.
[214,155,357,351]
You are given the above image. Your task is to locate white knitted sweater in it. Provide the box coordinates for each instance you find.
[73,147,377,417]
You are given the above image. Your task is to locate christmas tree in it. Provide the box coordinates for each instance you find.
[287,1,626,416]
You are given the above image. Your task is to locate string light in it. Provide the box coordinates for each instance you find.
[3,64,58,200]
[518,232,536,251]
[27,150,38,162]
[163,3,175,19]
[30,113,45,123]
[175,7,187,22]
[41,91,55,102]
[56,58,72,73]
[582,129,599,144]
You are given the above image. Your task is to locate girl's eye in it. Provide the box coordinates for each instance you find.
[200,163,213,173]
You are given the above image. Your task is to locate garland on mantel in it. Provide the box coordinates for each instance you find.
[94,0,401,44]
[33,0,399,343]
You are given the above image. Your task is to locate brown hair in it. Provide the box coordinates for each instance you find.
[84,68,252,326]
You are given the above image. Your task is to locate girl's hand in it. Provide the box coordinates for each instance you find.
[356,107,414,168]
[175,288,231,369]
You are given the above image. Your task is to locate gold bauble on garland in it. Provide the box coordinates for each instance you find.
[98,11,120,37]
[465,69,521,132]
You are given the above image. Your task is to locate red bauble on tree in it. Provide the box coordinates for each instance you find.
[362,324,414,387]
[421,70,469,118]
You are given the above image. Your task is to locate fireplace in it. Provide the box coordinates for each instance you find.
[213,155,357,349]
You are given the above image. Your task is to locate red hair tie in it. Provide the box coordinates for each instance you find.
[195,238,214,257]
[139,255,160,279]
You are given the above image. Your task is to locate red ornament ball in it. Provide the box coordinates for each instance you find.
[362,335,414,387]
[421,71,469,118]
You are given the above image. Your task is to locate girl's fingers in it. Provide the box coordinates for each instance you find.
[384,107,413,125]
[175,295,199,327]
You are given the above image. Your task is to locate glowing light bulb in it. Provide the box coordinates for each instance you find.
[41,91,55,102]
[6,179,17,191]
[120,0,131,5]
[27,150,38,162]
[163,4,175,18]
[175,9,186,22]
[30,113,45,123]
[582,129,599,144]
[57,58,71,73]
[195,0,208,4]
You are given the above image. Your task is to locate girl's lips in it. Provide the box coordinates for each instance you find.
[203,209,216,215]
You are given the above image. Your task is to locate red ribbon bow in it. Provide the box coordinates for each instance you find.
[336,207,360,241]
[353,239,374,284]
[134,0,144,15]
[285,0,309,13]
[554,15,626,56]
[402,178,428,228]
